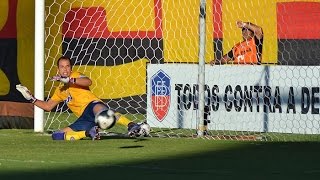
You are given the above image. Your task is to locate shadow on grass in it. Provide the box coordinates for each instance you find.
[1,141,320,180]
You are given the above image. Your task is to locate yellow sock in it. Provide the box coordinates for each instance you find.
[115,112,132,126]
[64,131,86,140]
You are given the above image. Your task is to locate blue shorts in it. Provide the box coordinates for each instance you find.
[68,101,107,131]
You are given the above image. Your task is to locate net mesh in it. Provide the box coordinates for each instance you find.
[44,0,320,141]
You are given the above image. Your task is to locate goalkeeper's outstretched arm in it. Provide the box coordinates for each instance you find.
[33,99,60,112]
[16,84,59,111]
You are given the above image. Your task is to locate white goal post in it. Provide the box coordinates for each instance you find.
[35,0,320,141]
[34,0,45,132]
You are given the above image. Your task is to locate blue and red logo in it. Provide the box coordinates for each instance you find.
[151,70,171,122]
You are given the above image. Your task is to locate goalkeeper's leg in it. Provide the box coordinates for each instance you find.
[115,112,132,126]
[51,130,86,140]
[51,126,99,140]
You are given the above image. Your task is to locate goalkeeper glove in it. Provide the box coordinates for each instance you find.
[51,75,76,84]
[16,84,37,103]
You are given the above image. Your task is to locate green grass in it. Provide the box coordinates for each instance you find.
[1,129,320,180]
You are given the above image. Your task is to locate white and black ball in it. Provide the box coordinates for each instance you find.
[95,110,116,129]
[139,122,151,137]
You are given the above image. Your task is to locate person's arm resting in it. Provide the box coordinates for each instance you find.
[221,50,233,64]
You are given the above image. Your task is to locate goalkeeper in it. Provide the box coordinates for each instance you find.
[210,20,263,65]
[16,56,148,140]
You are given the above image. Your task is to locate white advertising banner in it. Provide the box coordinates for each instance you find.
[147,64,320,134]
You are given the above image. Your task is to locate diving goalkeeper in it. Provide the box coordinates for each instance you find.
[16,56,149,140]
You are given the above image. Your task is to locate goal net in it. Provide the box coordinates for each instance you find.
[43,0,320,141]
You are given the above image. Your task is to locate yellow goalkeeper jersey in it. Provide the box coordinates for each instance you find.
[51,71,101,117]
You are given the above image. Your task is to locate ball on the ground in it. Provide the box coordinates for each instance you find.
[139,122,151,137]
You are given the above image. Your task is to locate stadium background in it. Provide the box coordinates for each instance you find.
[0,0,319,128]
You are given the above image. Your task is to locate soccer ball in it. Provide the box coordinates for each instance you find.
[95,110,116,129]
[139,122,151,137]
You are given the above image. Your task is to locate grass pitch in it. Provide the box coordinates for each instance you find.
[1,129,320,180]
